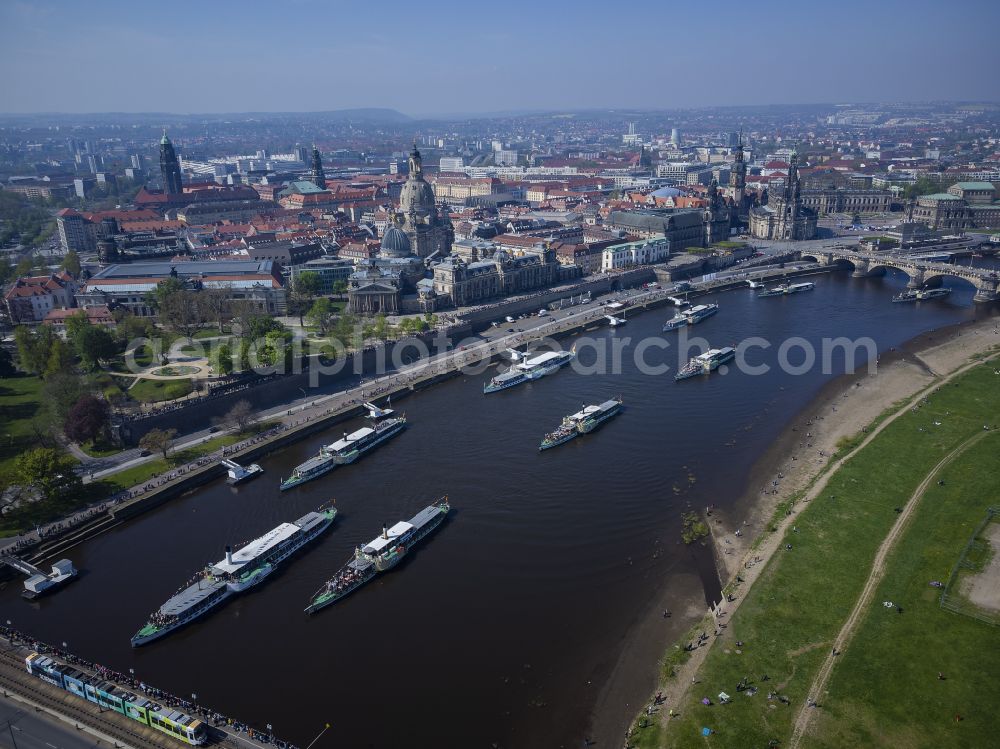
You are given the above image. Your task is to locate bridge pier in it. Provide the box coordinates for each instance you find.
[974,278,999,303]
[850,259,870,278]
[906,269,926,289]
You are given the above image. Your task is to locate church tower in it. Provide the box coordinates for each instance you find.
[787,150,801,224]
[310,146,326,189]
[733,132,747,206]
[397,143,452,259]
[159,131,183,195]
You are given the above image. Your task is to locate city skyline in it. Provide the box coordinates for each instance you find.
[2,0,999,115]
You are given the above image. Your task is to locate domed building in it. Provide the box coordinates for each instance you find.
[397,144,453,259]
[379,222,412,258]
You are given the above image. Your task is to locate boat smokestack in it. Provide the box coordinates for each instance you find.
[226,545,233,565]
[382,524,388,539]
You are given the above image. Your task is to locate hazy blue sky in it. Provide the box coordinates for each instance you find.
[1,0,998,115]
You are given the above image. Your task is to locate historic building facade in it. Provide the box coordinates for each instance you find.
[799,188,892,216]
[397,145,453,259]
[347,261,403,315]
[911,182,1000,230]
[429,247,564,308]
[748,152,817,240]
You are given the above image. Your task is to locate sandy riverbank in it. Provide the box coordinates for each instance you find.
[588,312,1000,748]
[715,313,1000,581]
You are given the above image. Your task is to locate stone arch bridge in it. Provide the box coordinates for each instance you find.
[799,247,999,302]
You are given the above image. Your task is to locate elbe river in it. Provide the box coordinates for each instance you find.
[3,265,997,748]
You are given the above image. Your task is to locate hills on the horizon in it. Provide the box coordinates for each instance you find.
[1,101,997,128]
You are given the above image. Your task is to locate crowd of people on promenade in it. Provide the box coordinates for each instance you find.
[2,626,296,748]
[120,373,283,422]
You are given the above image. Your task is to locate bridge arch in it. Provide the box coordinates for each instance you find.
[920,270,980,290]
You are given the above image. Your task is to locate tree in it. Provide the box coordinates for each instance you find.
[60,250,81,278]
[159,289,204,340]
[199,287,232,333]
[66,313,118,370]
[218,399,253,433]
[332,279,348,297]
[43,337,74,378]
[210,342,234,375]
[147,276,186,311]
[113,310,155,345]
[306,298,335,335]
[14,447,81,502]
[64,394,110,445]
[139,428,177,460]
[14,325,56,376]
[247,314,286,340]
[256,330,292,370]
[43,371,87,421]
[290,271,321,326]
[14,256,33,278]
[331,312,360,350]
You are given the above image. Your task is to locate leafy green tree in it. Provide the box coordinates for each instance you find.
[331,312,360,350]
[147,276,186,310]
[306,298,335,335]
[139,428,177,460]
[290,271,321,326]
[44,337,74,378]
[332,279,348,296]
[13,325,56,375]
[365,313,391,341]
[65,312,118,370]
[113,311,155,345]
[14,447,81,501]
[60,250,81,277]
[236,339,252,371]
[75,324,119,370]
[64,394,110,444]
[256,330,293,370]
[0,257,13,285]
[210,343,234,375]
[247,315,286,339]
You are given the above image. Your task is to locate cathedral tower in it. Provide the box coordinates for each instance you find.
[733,132,747,206]
[310,146,326,189]
[159,131,183,195]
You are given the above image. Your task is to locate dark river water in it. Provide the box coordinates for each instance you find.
[2,266,997,748]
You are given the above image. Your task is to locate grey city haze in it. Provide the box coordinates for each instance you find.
[1,0,999,115]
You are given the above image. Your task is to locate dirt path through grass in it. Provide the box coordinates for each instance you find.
[787,429,993,748]
[655,348,999,743]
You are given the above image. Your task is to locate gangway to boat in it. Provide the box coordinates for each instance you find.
[1,555,78,599]
[0,555,45,578]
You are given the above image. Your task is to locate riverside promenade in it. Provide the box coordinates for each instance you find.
[1,261,835,565]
